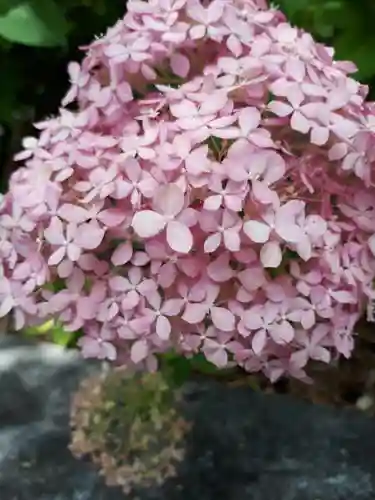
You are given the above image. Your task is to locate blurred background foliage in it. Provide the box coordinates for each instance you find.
[1,0,375,191]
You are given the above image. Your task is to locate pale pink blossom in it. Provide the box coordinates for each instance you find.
[2,0,375,382]
[132,184,195,253]
[109,267,157,309]
[79,324,117,360]
[291,325,331,368]
[200,209,242,252]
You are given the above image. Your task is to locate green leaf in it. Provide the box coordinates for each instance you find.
[277,0,311,16]
[24,320,55,336]
[335,34,375,80]
[159,351,192,386]
[0,0,68,47]
[49,325,77,347]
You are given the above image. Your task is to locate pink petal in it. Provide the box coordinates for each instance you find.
[110,276,131,292]
[153,184,185,216]
[170,53,190,78]
[211,306,235,331]
[182,303,207,323]
[111,242,133,266]
[79,337,100,358]
[251,181,279,205]
[199,92,227,115]
[238,268,265,291]
[269,321,294,344]
[301,309,315,329]
[190,24,205,39]
[103,342,117,361]
[137,278,157,296]
[203,195,222,211]
[117,81,133,103]
[207,254,235,282]
[158,262,177,288]
[244,220,271,243]
[58,204,89,224]
[305,215,327,238]
[268,101,292,117]
[276,223,303,243]
[0,296,13,317]
[260,241,282,268]
[170,99,197,118]
[166,221,193,254]
[98,209,127,227]
[223,229,240,252]
[251,329,267,355]
[203,344,228,368]
[161,298,184,316]
[76,223,105,250]
[204,233,221,253]
[131,339,149,363]
[238,107,261,135]
[243,310,263,330]
[44,218,65,245]
[329,143,347,161]
[58,259,74,277]
[132,251,150,266]
[285,57,305,81]
[369,234,375,256]
[132,210,166,238]
[156,315,171,340]
[295,239,311,262]
[48,247,66,266]
[77,298,98,320]
[67,243,81,261]
[290,350,308,368]
[312,346,330,363]
[330,290,356,304]
[122,290,140,310]
[311,126,329,146]
[291,111,310,134]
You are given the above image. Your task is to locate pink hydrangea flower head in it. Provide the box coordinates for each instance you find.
[2,0,375,381]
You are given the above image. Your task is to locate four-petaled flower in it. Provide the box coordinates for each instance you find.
[132,184,196,254]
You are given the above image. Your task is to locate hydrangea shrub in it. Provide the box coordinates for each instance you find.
[1,0,375,382]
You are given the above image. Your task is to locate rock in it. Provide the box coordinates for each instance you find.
[0,335,374,500]
[0,370,42,426]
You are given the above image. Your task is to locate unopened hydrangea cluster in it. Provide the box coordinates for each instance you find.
[2,0,375,382]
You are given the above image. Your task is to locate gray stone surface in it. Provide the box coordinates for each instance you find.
[0,335,375,500]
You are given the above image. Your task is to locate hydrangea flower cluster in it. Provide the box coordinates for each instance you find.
[2,0,375,382]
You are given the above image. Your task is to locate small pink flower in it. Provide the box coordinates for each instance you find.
[62,62,90,106]
[187,0,225,40]
[142,291,183,341]
[200,209,242,253]
[132,184,195,254]
[109,266,157,310]
[79,324,117,361]
[182,281,235,332]
[44,218,105,266]
[117,157,158,206]
[244,201,304,267]
[291,325,331,368]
